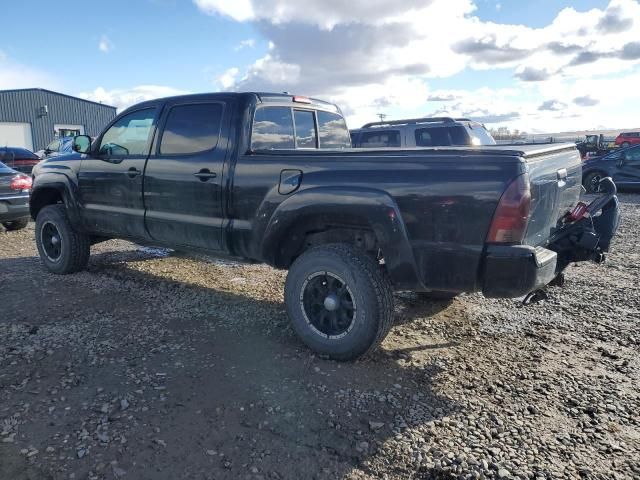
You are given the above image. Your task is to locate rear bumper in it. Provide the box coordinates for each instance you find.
[0,194,30,222]
[482,178,621,299]
[481,245,558,298]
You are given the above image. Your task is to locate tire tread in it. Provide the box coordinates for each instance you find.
[2,217,29,231]
[286,243,394,360]
[35,204,90,274]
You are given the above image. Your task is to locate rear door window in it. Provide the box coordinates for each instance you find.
[160,103,223,155]
[353,130,401,148]
[293,110,317,148]
[317,111,351,149]
[252,107,295,150]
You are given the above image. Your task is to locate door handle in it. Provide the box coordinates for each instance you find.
[193,169,217,181]
[127,167,142,178]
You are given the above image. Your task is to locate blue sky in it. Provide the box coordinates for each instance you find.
[1,0,639,133]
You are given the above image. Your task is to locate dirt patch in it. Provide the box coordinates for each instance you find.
[1,194,639,479]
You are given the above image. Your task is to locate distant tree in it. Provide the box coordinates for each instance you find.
[488,127,526,141]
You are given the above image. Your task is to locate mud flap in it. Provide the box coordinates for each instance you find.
[548,177,620,272]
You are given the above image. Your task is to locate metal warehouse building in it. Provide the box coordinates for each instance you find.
[0,88,116,151]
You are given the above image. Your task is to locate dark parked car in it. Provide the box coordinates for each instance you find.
[30,92,619,360]
[350,117,496,148]
[582,144,640,192]
[0,147,41,174]
[0,161,32,231]
[614,131,640,148]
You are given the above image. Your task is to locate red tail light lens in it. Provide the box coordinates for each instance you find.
[486,174,531,244]
[10,174,32,191]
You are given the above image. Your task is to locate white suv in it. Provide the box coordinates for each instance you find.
[350,117,496,148]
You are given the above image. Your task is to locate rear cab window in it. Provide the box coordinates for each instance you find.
[251,105,351,151]
[293,110,317,148]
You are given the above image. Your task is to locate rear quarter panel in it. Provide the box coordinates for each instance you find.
[230,149,524,292]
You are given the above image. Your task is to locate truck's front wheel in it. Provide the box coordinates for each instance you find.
[35,205,90,274]
[284,244,394,361]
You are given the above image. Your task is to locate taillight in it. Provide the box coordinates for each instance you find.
[10,174,32,191]
[13,158,39,166]
[486,174,531,244]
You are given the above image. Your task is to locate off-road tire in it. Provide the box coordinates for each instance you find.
[35,204,90,274]
[284,243,394,361]
[2,218,29,231]
[621,142,630,148]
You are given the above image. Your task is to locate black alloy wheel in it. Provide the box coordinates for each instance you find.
[301,271,356,339]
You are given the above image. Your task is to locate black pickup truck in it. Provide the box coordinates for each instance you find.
[31,92,620,360]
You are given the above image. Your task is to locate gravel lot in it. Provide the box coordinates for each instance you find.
[1,194,639,480]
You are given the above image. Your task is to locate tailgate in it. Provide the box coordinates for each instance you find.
[522,144,582,247]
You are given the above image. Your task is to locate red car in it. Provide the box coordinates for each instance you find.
[0,147,41,174]
[615,131,640,148]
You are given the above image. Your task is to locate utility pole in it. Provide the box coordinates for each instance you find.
[376,113,387,123]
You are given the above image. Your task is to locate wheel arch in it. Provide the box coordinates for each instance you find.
[261,187,423,290]
[30,174,81,226]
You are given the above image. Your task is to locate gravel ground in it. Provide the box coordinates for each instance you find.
[0,194,639,480]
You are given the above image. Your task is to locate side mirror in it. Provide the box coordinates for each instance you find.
[73,135,92,154]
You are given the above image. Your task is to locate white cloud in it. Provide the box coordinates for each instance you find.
[77,85,190,111]
[217,67,239,89]
[234,38,255,51]
[98,35,113,53]
[193,0,254,21]
[195,0,439,29]
[195,0,640,132]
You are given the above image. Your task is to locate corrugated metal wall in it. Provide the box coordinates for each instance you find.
[0,89,116,150]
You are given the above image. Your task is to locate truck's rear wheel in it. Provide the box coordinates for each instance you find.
[284,244,394,361]
[35,204,90,274]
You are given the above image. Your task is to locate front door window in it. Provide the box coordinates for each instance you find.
[99,109,156,157]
